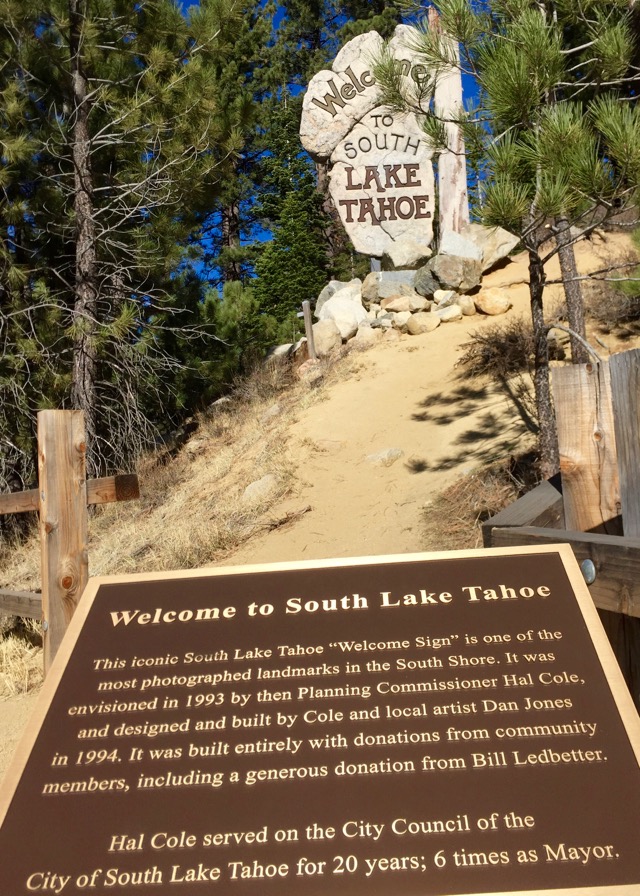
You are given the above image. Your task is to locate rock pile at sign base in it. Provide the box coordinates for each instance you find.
[303,231,519,358]
[267,224,520,362]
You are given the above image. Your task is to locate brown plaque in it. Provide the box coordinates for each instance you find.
[1,545,640,896]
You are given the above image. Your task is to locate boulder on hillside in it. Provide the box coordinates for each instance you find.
[439,229,483,262]
[392,311,412,331]
[312,318,342,357]
[474,287,512,315]
[381,295,412,313]
[463,223,520,272]
[316,278,362,317]
[457,295,477,316]
[242,473,278,504]
[384,240,433,269]
[361,270,416,303]
[433,289,457,306]
[350,325,383,350]
[432,304,463,322]
[318,290,368,339]
[414,266,440,298]
[429,253,483,292]
[407,312,441,335]
[408,293,430,312]
[440,224,520,272]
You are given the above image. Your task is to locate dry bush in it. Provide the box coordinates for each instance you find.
[457,318,535,379]
[422,453,539,552]
[586,277,640,337]
[0,618,43,697]
[230,357,298,406]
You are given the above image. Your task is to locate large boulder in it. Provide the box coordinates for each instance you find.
[463,223,520,272]
[439,229,483,262]
[316,278,362,318]
[381,295,412,313]
[318,289,368,339]
[351,325,383,349]
[407,312,441,335]
[429,253,483,292]
[457,295,477,316]
[408,293,430,312]
[439,224,519,272]
[392,310,412,331]
[414,265,440,298]
[433,304,463,322]
[361,270,416,303]
[312,319,342,357]
[474,287,513,315]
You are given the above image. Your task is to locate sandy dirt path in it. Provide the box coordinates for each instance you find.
[0,233,632,781]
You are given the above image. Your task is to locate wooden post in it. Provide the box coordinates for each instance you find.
[302,300,317,361]
[551,361,621,534]
[610,348,640,537]
[38,410,89,671]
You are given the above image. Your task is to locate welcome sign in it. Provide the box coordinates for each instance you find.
[300,27,436,266]
[1,545,639,895]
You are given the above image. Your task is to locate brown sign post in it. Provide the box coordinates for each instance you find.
[1,545,639,896]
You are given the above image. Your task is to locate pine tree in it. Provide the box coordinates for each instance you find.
[253,106,330,336]
[0,0,238,476]
[375,0,640,477]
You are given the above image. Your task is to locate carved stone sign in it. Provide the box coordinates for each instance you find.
[300,28,435,267]
[2,545,640,896]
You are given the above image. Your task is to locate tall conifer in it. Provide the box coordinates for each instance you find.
[375,0,640,476]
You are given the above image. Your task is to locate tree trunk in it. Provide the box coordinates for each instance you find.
[68,0,99,474]
[221,200,242,283]
[428,8,470,240]
[529,249,560,478]
[315,160,349,271]
[556,217,589,364]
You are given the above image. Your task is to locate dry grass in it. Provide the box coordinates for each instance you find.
[0,620,43,698]
[422,453,539,552]
[0,352,348,594]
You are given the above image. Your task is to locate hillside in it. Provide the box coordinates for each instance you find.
[0,228,638,779]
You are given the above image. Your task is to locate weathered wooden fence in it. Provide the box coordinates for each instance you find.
[0,410,139,671]
[483,347,640,709]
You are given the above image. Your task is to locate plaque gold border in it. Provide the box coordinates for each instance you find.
[2,544,639,896]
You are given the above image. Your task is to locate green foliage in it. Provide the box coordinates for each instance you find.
[254,188,329,327]
[0,0,240,477]
[374,0,640,476]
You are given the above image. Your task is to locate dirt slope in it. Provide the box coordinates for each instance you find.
[0,230,635,780]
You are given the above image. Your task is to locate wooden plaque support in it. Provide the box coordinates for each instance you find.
[0,410,140,672]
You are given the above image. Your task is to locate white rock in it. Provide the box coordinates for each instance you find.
[318,292,367,339]
[351,326,383,349]
[366,448,404,467]
[392,310,412,331]
[408,293,429,312]
[457,295,477,316]
[312,319,342,357]
[381,296,411,313]
[243,474,278,504]
[439,229,483,261]
[361,271,415,302]
[433,289,457,306]
[463,223,520,272]
[474,287,513,315]
[433,304,463,322]
[316,278,361,315]
[407,312,441,335]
